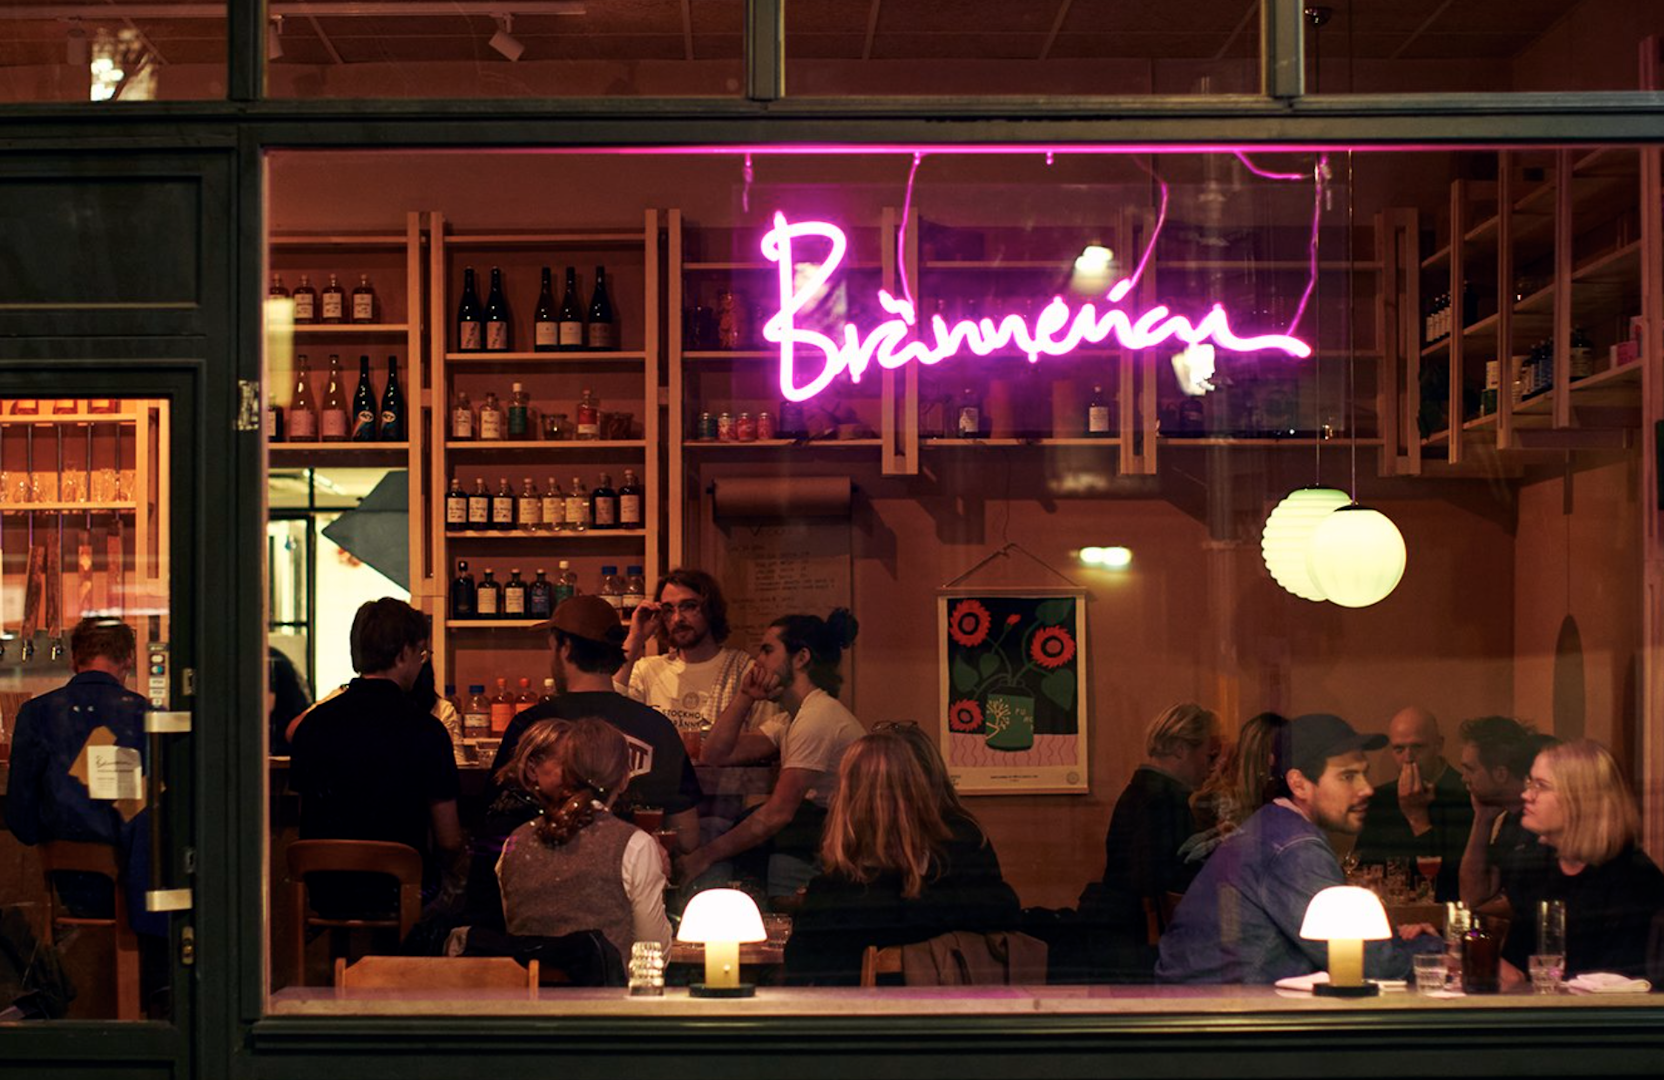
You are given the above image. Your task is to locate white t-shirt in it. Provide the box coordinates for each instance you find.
[763,688,864,809]
[622,647,786,736]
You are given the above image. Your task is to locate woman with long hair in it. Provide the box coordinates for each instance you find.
[496,718,671,961]
[1182,712,1290,863]
[879,720,1003,862]
[1509,739,1664,980]
[458,719,570,931]
[783,731,1020,985]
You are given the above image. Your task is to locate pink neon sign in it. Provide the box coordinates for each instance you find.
[760,213,1313,403]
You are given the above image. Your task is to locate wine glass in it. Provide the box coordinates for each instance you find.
[1417,855,1443,890]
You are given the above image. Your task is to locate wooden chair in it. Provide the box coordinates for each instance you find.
[334,955,539,997]
[859,945,904,988]
[285,839,423,985]
[40,840,141,1020]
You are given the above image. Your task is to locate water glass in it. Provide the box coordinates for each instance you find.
[1413,953,1449,996]
[761,913,793,948]
[1529,954,1564,994]
[628,940,666,997]
[1538,899,1567,957]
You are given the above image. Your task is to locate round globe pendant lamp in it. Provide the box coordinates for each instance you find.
[1306,504,1406,608]
[1262,487,1350,601]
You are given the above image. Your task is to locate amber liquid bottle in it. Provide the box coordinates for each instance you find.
[320,273,346,324]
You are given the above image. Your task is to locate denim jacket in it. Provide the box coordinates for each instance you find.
[1156,802,1439,984]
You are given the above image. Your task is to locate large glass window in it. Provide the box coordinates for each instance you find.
[0,3,227,103]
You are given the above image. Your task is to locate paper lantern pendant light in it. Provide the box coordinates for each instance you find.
[1306,504,1406,608]
[1262,487,1350,601]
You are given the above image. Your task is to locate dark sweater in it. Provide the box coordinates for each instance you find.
[1499,844,1664,979]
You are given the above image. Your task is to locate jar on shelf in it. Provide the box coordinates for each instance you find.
[716,411,734,442]
[735,412,757,442]
[696,412,717,441]
[716,289,746,350]
[756,411,775,440]
[542,413,569,441]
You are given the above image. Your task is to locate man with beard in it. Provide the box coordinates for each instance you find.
[1157,713,1443,984]
[1455,717,1557,912]
[1351,706,1473,903]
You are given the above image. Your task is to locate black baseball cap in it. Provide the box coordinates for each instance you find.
[1273,713,1387,783]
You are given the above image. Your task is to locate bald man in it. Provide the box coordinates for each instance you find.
[1350,706,1474,903]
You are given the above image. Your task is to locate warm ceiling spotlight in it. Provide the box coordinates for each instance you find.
[489,13,525,61]
[1079,546,1132,570]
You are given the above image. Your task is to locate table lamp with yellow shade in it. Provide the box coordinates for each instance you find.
[1300,885,1391,997]
[678,888,767,998]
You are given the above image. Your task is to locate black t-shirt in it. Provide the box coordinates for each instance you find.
[491,690,701,817]
[1499,844,1664,978]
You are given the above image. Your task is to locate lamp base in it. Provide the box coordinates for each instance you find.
[689,983,756,998]
[1313,982,1379,998]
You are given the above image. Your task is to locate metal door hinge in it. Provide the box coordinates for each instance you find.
[237,380,261,431]
[182,668,196,697]
[180,925,195,967]
[145,711,192,734]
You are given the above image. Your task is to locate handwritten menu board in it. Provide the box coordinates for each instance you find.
[719,522,852,699]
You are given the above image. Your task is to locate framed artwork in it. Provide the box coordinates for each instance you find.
[937,588,1089,795]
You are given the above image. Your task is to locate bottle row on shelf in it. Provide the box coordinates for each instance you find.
[446,470,644,532]
[272,273,380,325]
[451,677,556,745]
[919,384,1115,440]
[269,354,405,442]
[5,400,123,417]
[450,385,633,442]
[455,265,615,353]
[450,559,644,621]
[1423,285,1480,346]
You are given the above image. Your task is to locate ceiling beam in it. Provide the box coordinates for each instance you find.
[1390,0,1456,61]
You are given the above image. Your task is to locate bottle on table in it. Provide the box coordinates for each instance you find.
[565,476,590,532]
[507,382,532,440]
[553,560,577,605]
[456,267,484,351]
[320,273,346,324]
[378,356,404,441]
[491,478,516,531]
[515,678,538,715]
[490,677,516,734]
[516,477,542,531]
[352,274,377,323]
[598,565,624,616]
[351,355,378,442]
[618,469,643,530]
[451,388,474,441]
[534,266,558,353]
[484,267,511,352]
[557,266,584,350]
[502,569,528,619]
[450,559,476,619]
[463,685,491,739]
[467,478,491,530]
[576,388,600,441]
[319,354,350,441]
[287,354,317,442]
[587,265,615,350]
[476,568,501,618]
[590,472,619,530]
[1461,915,1500,994]
[542,477,566,532]
[622,565,645,620]
[527,568,554,620]
[1088,384,1111,437]
[478,390,505,441]
[292,274,317,324]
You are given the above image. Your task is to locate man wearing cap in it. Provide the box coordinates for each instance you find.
[1156,713,1443,984]
[1351,706,1474,903]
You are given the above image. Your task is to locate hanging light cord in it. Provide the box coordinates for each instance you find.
[1347,150,1358,501]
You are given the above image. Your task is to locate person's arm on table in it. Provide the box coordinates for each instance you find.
[678,768,812,883]
[1459,797,1504,909]
[697,664,780,767]
[621,829,673,948]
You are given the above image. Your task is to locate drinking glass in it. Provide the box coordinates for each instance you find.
[1416,855,1443,896]
[1413,954,1448,995]
[762,913,793,948]
[628,941,666,996]
[1529,954,1564,995]
[1538,899,1567,957]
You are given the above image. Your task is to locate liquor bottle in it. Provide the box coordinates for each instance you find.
[476,568,501,618]
[450,388,474,441]
[542,477,566,532]
[534,266,558,352]
[515,677,538,715]
[288,354,317,441]
[456,267,484,351]
[445,476,468,528]
[484,267,511,352]
[491,477,516,531]
[478,390,505,441]
[507,382,531,440]
[378,356,405,441]
[622,565,646,621]
[540,677,558,705]
[270,273,289,299]
[557,266,584,350]
[450,559,476,619]
[463,685,491,739]
[1088,384,1111,437]
[598,565,624,615]
[565,476,590,532]
[586,265,615,350]
[319,354,350,441]
[292,274,316,324]
[576,388,600,441]
[617,469,643,529]
[1461,915,1500,994]
[351,274,376,323]
[528,568,554,620]
[553,559,578,605]
[590,472,619,530]
[265,397,284,442]
[502,569,528,618]
[1570,326,1595,381]
[516,477,542,530]
[956,386,982,439]
[467,478,491,530]
[490,677,516,734]
[351,355,378,441]
[320,273,346,324]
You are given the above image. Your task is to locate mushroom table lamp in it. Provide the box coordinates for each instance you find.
[1299,885,1391,997]
[678,888,767,998]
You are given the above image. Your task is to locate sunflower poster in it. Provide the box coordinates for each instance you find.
[938,589,1088,795]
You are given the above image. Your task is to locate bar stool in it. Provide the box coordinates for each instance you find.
[39,840,141,1020]
[285,839,422,985]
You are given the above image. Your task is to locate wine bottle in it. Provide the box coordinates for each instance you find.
[445,476,468,528]
[502,569,528,619]
[533,266,558,353]
[319,354,350,441]
[478,390,504,441]
[528,569,554,620]
[292,274,316,324]
[321,273,346,324]
[491,477,516,531]
[378,355,405,441]
[467,478,491,529]
[351,355,378,441]
[516,477,542,530]
[484,266,511,352]
[1088,384,1111,437]
[586,265,615,350]
[450,559,477,619]
[557,266,584,351]
[477,569,501,618]
[288,354,317,441]
[456,267,484,351]
[590,472,619,530]
[352,274,377,323]
[617,468,643,529]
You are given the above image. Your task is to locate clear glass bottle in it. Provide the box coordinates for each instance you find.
[507,381,532,440]
[576,388,600,441]
[319,354,350,441]
[287,354,317,441]
[450,387,474,441]
[476,568,501,618]
[565,476,590,532]
[590,472,619,530]
[463,685,491,739]
[540,677,558,705]
[478,390,505,441]
[516,477,541,530]
[491,477,516,531]
[598,565,624,616]
[351,273,377,323]
[502,569,528,618]
[467,478,491,530]
[553,559,578,605]
[623,565,646,620]
[542,477,566,532]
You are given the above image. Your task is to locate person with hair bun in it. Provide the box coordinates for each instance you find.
[681,609,865,898]
[496,718,671,964]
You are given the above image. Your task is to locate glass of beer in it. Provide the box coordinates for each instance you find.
[633,806,664,833]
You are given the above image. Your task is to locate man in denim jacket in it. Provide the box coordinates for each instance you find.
[1156,713,1444,984]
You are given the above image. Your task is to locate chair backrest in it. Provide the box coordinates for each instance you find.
[859,945,903,988]
[334,955,539,996]
[40,840,124,935]
[285,839,424,982]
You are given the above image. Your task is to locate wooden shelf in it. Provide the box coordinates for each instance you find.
[0,501,136,512]
[922,437,1119,448]
[1420,337,1451,359]
[292,323,410,334]
[1420,244,1451,270]
[1463,413,1498,432]
[445,350,645,363]
[1572,240,1640,286]
[447,619,546,629]
[270,233,412,247]
[1569,362,1642,396]
[446,529,648,540]
[445,231,647,247]
[1514,283,1556,318]
[268,443,410,467]
[447,440,645,452]
[0,412,136,426]
[682,439,882,451]
[1158,437,1383,449]
[684,350,776,361]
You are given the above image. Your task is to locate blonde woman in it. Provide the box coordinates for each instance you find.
[1182,712,1290,863]
[783,731,1019,985]
[1510,739,1664,979]
[461,718,571,931]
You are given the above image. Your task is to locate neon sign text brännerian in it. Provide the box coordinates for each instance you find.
[760,213,1313,403]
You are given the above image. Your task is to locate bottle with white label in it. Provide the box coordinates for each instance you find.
[446,476,468,527]
[576,388,600,441]
[351,274,376,323]
[617,469,643,529]
[590,472,619,529]
[1088,384,1111,437]
[542,477,566,532]
[292,275,316,324]
[491,477,516,531]
[450,388,474,441]
[598,565,625,615]
[463,685,491,738]
[516,477,542,530]
[564,476,590,532]
[476,569,501,617]
[321,274,346,323]
[502,569,528,618]
[467,478,491,529]
[319,354,350,441]
[478,391,504,441]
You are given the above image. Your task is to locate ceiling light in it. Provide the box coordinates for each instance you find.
[1262,487,1349,602]
[489,14,524,62]
[1305,504,1406,609]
